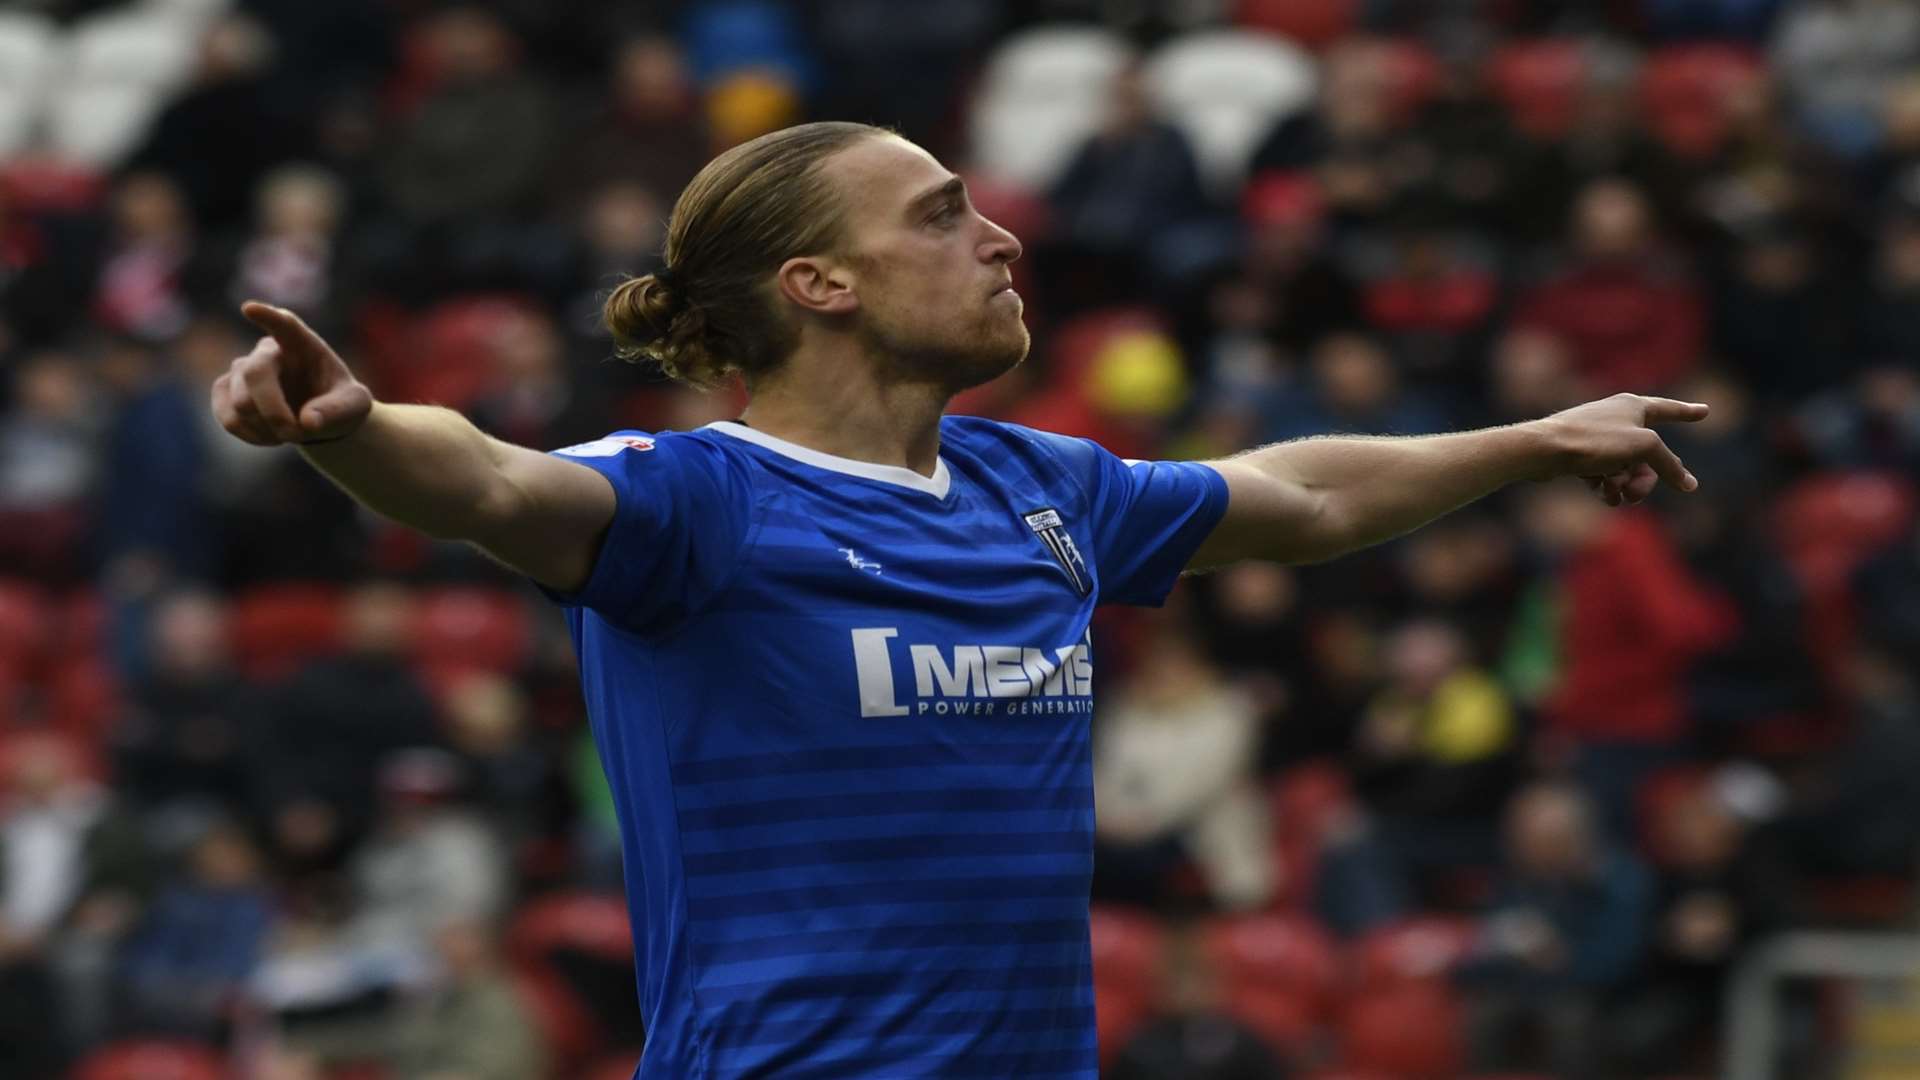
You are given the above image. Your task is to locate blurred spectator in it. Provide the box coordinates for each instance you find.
[1094,621,1273,911]
[1485,326,1587,423]
[1514,178,1706,393]
[219,167,349,332]
[1353,217,1501,384]
[468,307,613,450]
[1259,332,1450,441]
[1773,0,1920,158]
[810,0,1000,151]
[548,36,711,212]
[246,584,442,836]
[1645,0,1788,42]
[1047,62,1208,307]
[1708,214,1857,402]
[277,917,542,1080]
[1200,173,1362,367]
[1774,643,1920,875]
[113,591,251,813]
[1524,488,1737,832]
[98,330,219,587]
[1508,41,1698,243]
[1857,522,1920,669]
[440,674,549,844]
[0,735,149,1077]
[1352,618,1519,888]
[1796,365,1920,471]
[119,821,272,1039]
[1107,925,1289,1080]
[1458,781,1654,1079]
[1403,32,1531,232]
[0,350,102,582]
[377,8,552,226]
[127,15,295,231]
[91,173,203,344]
[1249,39,1417,226]
[1853,198,1920,367]
[1859,74,1920,203]
[1611,775,1790,1073]
[345,750,509,960]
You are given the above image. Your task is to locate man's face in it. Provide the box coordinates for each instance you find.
[822,137,1029,392]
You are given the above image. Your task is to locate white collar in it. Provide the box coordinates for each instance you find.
[703,421,952,499]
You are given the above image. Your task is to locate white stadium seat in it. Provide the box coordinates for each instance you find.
[967,25,1133,189]
[0,88,39,158]
[1143,29,1317,193]
[0,12,58,92]
[969,95,1111,190]
[46,81,163,166]
[135,0,236,28]
[64,11,200,90]
[975,24,1133,105]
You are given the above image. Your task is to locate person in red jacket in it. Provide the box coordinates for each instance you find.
[1515,178,1705,395]
[1521,483,1737,834]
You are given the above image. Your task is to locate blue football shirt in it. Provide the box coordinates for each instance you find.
[546,415,1229,1079]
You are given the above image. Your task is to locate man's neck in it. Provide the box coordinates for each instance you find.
[737,353,950,479]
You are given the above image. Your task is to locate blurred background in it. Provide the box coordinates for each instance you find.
[1,0,1919,1078]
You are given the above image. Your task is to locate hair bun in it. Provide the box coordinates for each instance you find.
[603,271,686,356]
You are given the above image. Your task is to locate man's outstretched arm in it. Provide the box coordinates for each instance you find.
[211,302,615,591]
[1188,394,1709,568]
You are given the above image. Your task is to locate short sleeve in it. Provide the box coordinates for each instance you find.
[541,431,755,634]
[1018,427,1230,607]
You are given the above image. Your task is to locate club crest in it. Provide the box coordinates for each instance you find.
[1023,507,1091,596]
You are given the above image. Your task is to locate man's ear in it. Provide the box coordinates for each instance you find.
[776,256,859,316]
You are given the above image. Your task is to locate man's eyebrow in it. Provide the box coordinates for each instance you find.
[906,176,966,217]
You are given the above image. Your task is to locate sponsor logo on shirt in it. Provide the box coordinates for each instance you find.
[850,628,1094,717]
[554,435,656,457]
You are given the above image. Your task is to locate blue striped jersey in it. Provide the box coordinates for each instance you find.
[546,415,1229,1079]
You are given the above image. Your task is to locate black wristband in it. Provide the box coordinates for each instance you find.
[297,430,357,446]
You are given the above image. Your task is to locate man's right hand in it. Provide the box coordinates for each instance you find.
[212,301,374,446]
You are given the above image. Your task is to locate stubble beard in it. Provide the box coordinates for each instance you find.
[865,307,1030,395]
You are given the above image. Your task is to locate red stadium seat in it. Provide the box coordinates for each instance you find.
[1271,762,1356,848]
[382,296,539,411]
[0,580,48,680]
[48,655,121,743]
[1234,0,1358,50]
[1489,39,1586,139]
[582,1051,643,1080]
[73,1039,227,1080]
[409,587,531,677]
[1771,471,1916,678]
[1376,38,1442,122]
[509,891,635,969]
[1089,906,1168,1063]
[1201,912,1341,1004]
[230,585,345,680]
[1639,45,1763,160]
[1201,912,1341,1059]
[55,587,108,664]
[514,967,596,1071]
[508,893,633,1071]
[1338,983,1465,1078]
[1352,915,1480,991]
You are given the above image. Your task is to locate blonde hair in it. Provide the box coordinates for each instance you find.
[603,121,886,389]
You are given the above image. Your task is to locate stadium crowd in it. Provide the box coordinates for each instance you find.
[3,0,1920,1077]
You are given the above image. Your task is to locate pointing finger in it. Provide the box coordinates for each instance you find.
[1641,398,1711,425]
[241,301,328,359]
